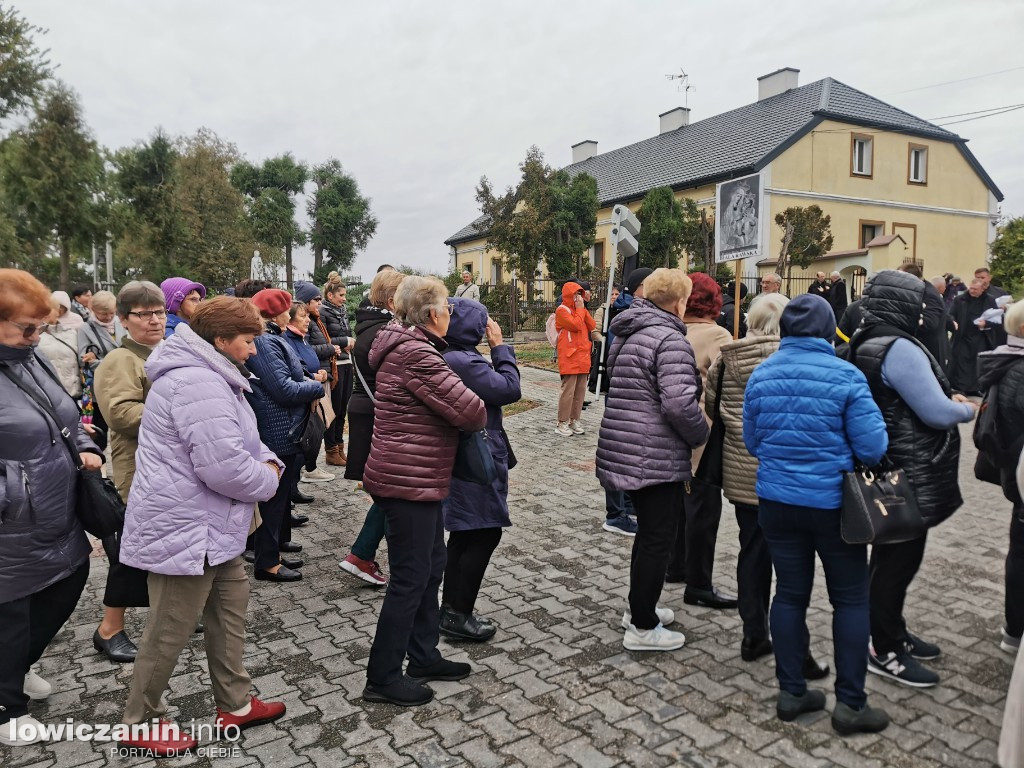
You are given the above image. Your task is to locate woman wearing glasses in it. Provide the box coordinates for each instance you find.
[0,269,104,746]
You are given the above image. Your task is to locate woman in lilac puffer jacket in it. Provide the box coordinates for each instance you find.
[118,297,288,756]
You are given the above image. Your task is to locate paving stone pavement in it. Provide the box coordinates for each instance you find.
[1,362,1015,767]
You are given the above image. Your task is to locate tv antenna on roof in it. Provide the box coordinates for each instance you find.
[665,68,696,108]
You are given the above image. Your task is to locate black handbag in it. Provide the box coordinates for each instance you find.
[0,360,126,539]
[453,430,498,485]
[695,360,726,488]
[293,399,327,454]
[841,458,925,545]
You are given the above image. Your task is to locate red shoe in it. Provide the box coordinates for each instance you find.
[117,718,197,756]
[215,696,286,732]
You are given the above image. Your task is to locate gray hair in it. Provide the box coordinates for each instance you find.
[763,273,781,284]
[831,271,841,280]
[1005,301,1024,339]
[462,270,472,277]
[116,280,164,318]
[395,275,449,326]
[90,290,116,313]
[746,293,790,337]
[930,275,947,292]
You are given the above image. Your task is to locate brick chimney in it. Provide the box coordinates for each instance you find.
[659,107,690,133]
[758,67,800,101]
[571,140,598,163]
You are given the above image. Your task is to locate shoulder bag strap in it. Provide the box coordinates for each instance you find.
[0,362,84,468]
[710,357,726,423]
[353,360,376,405]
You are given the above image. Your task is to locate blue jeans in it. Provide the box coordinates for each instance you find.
[758,498,869,709]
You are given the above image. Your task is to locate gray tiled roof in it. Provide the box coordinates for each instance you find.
[446,77,1000,246]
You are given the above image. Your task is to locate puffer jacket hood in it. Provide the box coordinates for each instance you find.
[445,298,488,351]
[355,305,393,335]
[978,339,1024,389]
[562,281,584,306]
[147,323,253,393]
[859,269,926,334]
[780,294,836,339]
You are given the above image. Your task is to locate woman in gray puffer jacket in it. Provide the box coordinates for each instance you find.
[596,269,708,653]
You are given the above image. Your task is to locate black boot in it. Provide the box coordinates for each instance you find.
[439,610,496,642]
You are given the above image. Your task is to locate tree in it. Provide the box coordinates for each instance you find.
[232,153,307,289]
[774,205,834,294]
[0,82,104,289]
[637,187,685,269]
[990,217,1024,294]
[476,145,598,282]
[306,159,377,283]
[0,5,52,121]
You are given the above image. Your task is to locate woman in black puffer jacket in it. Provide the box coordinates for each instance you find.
[319,273,354,466]
[847,270,977,689]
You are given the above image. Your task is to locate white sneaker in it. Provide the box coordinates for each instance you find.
[621,606,676,630]
[23,668,51,700]
[623,623,686,651]
[0,715,45,746]
[301,467,335,483]
[569,419,585,435]
[555,422,573,437]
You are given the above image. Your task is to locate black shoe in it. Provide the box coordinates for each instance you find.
[683,586,738,609]
[906,632,940,660]
[254,565,303,582]
[194,624,204,634]
[242,549,255,563]
[280,541,303,553]
[440,610,496,642]
[281,556,304,570]
[291,490,314,504]
[93,629,138,663]
[777,688,826,722]
[362,675,433,707]
[442,605,494,628]
[290,513,309,526]
[406,658,472,682]
[803,654,831,681]
[741,636,773,662]
[831,701,890,735]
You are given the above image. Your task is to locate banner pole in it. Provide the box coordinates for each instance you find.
[733,260,743,340]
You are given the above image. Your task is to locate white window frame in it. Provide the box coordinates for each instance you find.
[908,145,928,184]
[851,134,873,177]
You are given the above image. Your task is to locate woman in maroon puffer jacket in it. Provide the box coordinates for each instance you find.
[361,276,486,708]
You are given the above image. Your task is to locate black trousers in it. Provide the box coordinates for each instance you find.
[1007,505,1024,639]
[735,502,772,641]
[442,528,503,614]
[0,563,89,721]
[666,478,723,590]
[628,482,684,630]
[869,533,928,655]
[366,497,446,685]
[253,453,302,571]
[325,365,353,449]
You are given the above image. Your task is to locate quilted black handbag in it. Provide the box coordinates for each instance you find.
[841,458,925,545]
[695,360,726,488]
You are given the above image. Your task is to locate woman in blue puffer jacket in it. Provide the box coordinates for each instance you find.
[743,293,889,735]
[440,298,521,642]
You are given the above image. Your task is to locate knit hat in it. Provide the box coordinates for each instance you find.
[625,268,653,295]
[780,294,836,339]
[161,277,207,314]
[52,290,72,311]
[294,280,322,304]
[251,288,293,319]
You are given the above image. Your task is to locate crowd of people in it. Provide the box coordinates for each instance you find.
[0,258,1021,757]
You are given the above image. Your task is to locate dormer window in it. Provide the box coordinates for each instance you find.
[851,134,873,177]
[908,144,928,185]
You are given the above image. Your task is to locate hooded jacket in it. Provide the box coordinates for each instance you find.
[0,347,99,603]
[978,337,1024,504]
[442,299,521,531]
[344,305,395,482]
[596,299,709,490]
[555,281,596,375]
[744,295,888,509]
[120,324,283,576]
[362,322,487,501]
[850,270,966,526]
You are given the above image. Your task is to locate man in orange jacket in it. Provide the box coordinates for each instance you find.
[555,281,596,436]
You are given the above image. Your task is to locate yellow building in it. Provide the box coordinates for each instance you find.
[445,68,1002,297]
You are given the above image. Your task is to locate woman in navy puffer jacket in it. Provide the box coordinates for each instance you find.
[743,293,889,735]
[596,269,708,654]
[440,298,521,642]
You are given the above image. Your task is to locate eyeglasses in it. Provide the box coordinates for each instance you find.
[127,309,168,321]
[438,304,454,315]
[4,320,50,338]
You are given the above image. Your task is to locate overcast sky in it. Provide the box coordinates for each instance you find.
[23,0,1024,281]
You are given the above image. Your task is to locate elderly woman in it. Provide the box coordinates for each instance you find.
[340,268,405,586]
[596,269,709,653]
[849,270,977,689]
[90,281,167,664]
[245,289,325,583]
[0,270,103,747]
[160,277,206,339]
[117,297,286,756]
[293,280,338,484]
[440,298,521,642]
[37,295,83,400]
[666,273,737,610]
[978,300,1024,655]
[78,289,122,446]
[744,293,890,733]
[361,276,486,707]
[320,272,355,466]
[282,301,330,501]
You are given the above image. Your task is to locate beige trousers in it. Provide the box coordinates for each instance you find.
[558,374,588,422]
[123,557,252,723]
